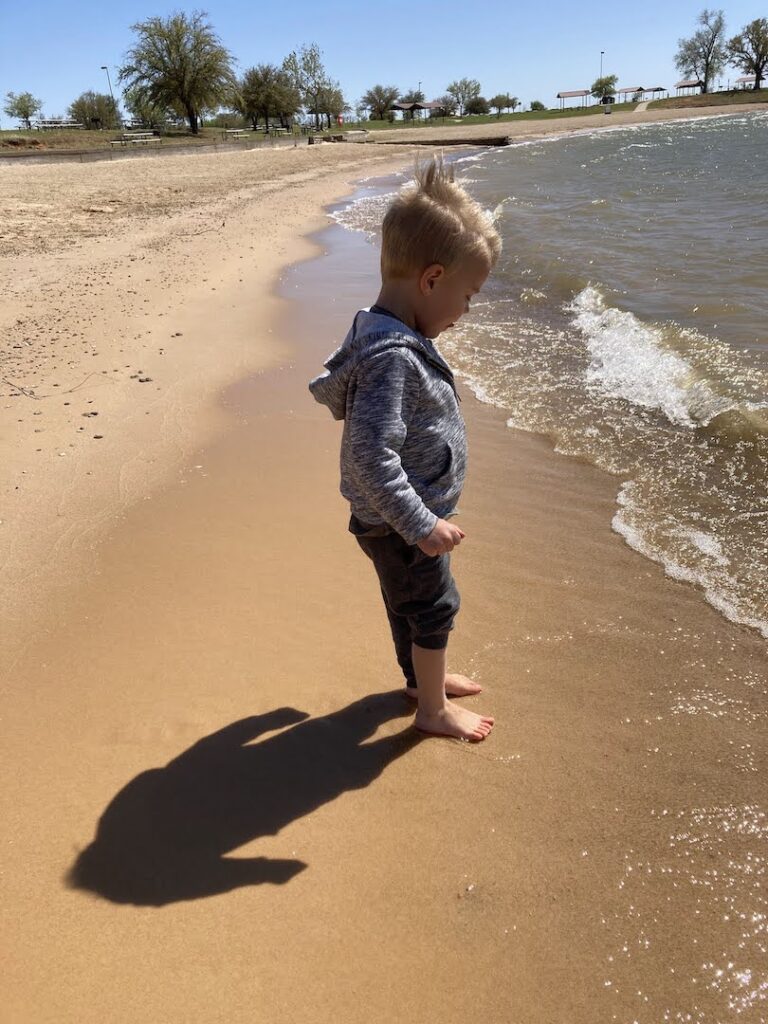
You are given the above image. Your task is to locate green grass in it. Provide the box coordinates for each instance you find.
[0,98,650,154]
[648,88,768,110]
[344,102,637,132]
[0,124,294,153]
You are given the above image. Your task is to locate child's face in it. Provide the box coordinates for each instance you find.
[416,256,490,339]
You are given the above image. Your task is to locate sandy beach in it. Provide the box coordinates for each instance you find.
[0,142,423,647]
[2,108,767,1024]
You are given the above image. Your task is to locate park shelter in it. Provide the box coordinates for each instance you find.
[390,101,443,119]
[556,89,590,109]
[735,75,757,89]
[617,86,645,100]
[675,79,703,95]
[644,86,667,97]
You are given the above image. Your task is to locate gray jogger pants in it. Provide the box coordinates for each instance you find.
[351,516,460,688]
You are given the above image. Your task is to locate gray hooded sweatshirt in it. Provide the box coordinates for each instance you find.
[309,309,467,545]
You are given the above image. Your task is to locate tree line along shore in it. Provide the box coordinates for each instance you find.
[3,6,767,154]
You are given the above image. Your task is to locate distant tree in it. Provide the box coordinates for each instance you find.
[727,18,768,91]
[530,100,546,111]
[235,65,301,128]
[433,93,457,117]
[3,91,42,128]
[398,86,425,119]
[446,78,481,115]
[313,80,346,129]
[360,84,399,120]
[465,95,490,115]
[123,87,169,128]
[491,94,519,113]
[401,88,425,103]
[590,74,618,100]
[675,8,727,93]
[489,93,507,117]
[68,91,120,129]
[119,11,235,135]
[283,43,330,128]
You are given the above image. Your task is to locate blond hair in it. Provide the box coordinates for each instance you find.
[380,156,501,281]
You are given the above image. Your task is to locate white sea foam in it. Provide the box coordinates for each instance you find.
[452,150,487,166]
[504,108,768,154]
[673,527,730,566]
[570,286,734,428]
[612,482,768,638]
[329,191,395,238]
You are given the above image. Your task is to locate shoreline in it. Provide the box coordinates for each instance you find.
[3,99,766,167]
[2,121,767,1023]
[0,144,420,659]
[368,99,768,145]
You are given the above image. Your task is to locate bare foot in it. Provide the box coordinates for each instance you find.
[414,703,494,742]
[405,673,482,700]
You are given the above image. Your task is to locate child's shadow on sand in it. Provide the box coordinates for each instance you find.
[67,691,419,906]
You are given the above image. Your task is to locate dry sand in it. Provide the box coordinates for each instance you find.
[0,142,421,647]
[2,112,767,1024]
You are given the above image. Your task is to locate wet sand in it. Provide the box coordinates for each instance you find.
[2,127,767,1024]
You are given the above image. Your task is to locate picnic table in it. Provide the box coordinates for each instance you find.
[223,128,254,140]
[110,131,161,147]
[34,120,84,130]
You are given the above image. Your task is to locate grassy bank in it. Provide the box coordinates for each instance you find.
[649,88,768,109]
[0,126,235,153]
[347,102,638,132]
[1,103,642,154]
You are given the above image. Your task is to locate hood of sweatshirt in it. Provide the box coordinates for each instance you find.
[308,309,457,421]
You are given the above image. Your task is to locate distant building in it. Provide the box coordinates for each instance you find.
[617,86,645,101]
[675,79,704,95]
[556,89,590,109]
[390,100,444,118]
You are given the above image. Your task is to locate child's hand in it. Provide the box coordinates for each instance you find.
[417,519,466,556]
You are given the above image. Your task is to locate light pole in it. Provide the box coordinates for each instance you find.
[101,65,117,126]
[600,51,604,80]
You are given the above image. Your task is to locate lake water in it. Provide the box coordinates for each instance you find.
[333,112,768,640]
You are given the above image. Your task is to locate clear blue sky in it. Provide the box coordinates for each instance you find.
[1,0,764,120]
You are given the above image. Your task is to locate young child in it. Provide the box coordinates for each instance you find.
[309,158,500,741]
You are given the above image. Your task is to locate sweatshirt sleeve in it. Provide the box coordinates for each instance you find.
[346,349,438,544]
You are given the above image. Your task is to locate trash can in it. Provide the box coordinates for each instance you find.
[601,95,615,115]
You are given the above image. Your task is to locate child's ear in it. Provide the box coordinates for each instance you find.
[420,263,445,294]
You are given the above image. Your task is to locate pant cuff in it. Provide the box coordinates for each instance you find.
[412,631,450,651]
